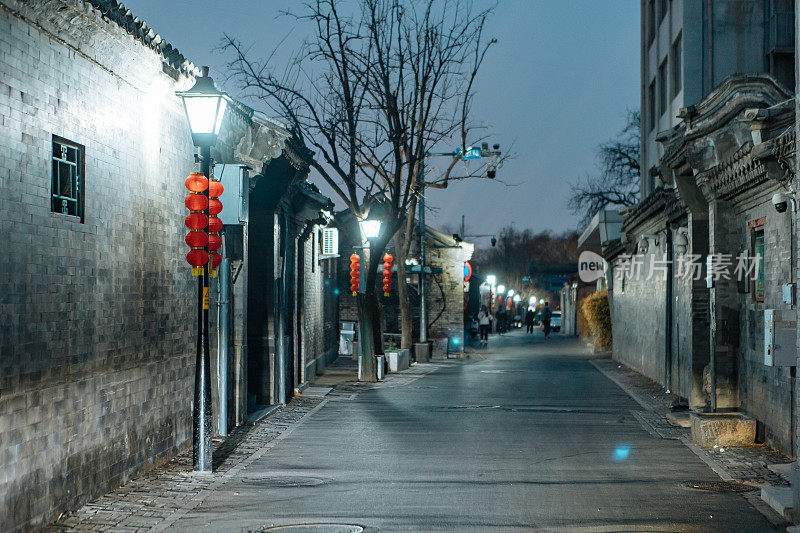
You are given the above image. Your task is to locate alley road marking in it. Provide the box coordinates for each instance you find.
[151,399,330,532]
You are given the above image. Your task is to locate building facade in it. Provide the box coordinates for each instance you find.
[641,0,794,197]
[0,0,339,528]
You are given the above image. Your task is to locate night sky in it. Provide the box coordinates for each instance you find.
[125,0,640,238]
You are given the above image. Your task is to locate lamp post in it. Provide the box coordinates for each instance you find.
[177,66,230,473]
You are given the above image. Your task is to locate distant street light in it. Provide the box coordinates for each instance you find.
[497,285,506,295]
[513,294,521,303]
[177,66,230,473]
[508,289,515,297]
[486,274,497,285]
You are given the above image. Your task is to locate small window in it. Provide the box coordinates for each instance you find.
[648,80,656,131]
[752,226,765,302]
[671,34,682,98]
[51,136,84,221]
[647,0,656,45]
[320,227,339,257]
[659,0,668,23]
[658,60,668,116]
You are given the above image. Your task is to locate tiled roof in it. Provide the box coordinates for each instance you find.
[87,0,195,75]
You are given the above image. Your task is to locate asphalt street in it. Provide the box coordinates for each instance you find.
[168,330,776,532]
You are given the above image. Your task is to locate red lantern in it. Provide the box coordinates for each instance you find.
[207,233,222,251]
[185,172,208,193]
[350,254,360,295]
[185,194,208,211]
[185,231,208,248]
[210,252,222,269]
[208,216,223,233]
[382,253,393,296]
[208,198,223,215]
[209,180,224,198]
[185,212,208,230]
[186,249,208,267]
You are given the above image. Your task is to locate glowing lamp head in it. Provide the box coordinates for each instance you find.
[513,294,521,302]
[176,66,230,147]
[486,275,496,285]
[497,285,506,295]
[359,218,382,239]
[508,289,515,297]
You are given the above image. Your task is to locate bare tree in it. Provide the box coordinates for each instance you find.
[568,109,640,227]
[223,0,496,380]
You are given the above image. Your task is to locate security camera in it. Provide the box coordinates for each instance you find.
[773,191,789,213]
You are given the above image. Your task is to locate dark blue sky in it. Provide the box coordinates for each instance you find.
[127,0,640,238]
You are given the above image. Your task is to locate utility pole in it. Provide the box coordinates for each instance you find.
[418,159,428,345]
[416,144,501,357]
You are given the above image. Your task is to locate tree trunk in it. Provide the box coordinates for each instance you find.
[396,244,413,350]
[357,230,395,382]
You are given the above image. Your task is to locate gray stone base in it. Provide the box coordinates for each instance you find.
[386,349,410,372]
[415,343,430,363]
[690,412,756,448]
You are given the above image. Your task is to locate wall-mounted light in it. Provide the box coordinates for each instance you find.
[674,227,689,255]
[638,233,660,254]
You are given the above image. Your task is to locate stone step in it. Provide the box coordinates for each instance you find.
[768,463,793,479]
[761,484,793,520]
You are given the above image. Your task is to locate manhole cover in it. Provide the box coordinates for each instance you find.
[257,525,364,533]
[240,475,329,487]
[682,480,757,492]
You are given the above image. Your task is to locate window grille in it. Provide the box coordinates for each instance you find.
[51,137,84,220]
[320,227,339,257]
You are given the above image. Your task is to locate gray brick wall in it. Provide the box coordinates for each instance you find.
[733,189,794,453]
[0,1,196,528]
[610,242,668,382]
[301,229,339,379]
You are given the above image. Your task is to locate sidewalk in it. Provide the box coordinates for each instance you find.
[591,355,793,524]
[46,360,438,532]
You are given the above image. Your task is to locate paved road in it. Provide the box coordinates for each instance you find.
[169,331,776,532]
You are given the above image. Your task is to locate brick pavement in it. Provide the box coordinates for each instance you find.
[45,362,440,531]
[592,356,793,488]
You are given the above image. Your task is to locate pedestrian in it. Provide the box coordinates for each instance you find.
[477,305,492,346]
[525,307,535,333]
[541,301,553,339]
[496,307,506,335]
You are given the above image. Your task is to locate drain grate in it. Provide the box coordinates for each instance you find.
[240,475,329,487]
[682,480,757,492]
[256,524,364,533]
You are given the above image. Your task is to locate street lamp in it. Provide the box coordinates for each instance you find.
[508,289,515,297]
[486,274,496,285]
[513,294,521,303]
[177,66,230,473]
[497,284,506,295]
[359,218,382,239]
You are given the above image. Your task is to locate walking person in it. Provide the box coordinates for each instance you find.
[477,305,493,346]
[525,307,535,334]
[541,302,553,339]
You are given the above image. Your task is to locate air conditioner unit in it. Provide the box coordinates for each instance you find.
[320,227,339,258]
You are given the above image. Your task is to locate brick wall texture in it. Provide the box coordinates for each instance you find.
[0,1,197,528]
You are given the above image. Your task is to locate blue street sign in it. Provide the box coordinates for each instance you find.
[461,146,482,160]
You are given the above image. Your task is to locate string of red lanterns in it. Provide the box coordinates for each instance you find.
[208,179,223,277]
[382,253,393,296]
[185,172,209,276]
[350,254,360,295]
